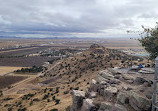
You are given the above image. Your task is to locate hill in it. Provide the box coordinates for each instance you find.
[0,44,143,111]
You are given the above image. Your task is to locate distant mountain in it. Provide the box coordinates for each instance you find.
[0,36,22,39]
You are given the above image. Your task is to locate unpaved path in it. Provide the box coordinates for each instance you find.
[3,61,61,95]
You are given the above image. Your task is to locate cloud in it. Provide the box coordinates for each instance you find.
[0,0,158,38]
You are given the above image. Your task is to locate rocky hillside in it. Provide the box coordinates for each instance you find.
[71,67,154,111]
[0,44,145,111]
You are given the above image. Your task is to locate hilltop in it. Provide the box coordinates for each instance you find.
[0,44,145,111]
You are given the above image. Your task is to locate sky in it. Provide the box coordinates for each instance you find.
[0,0,158,38]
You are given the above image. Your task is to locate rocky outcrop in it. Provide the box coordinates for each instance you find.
[117,91,129,104]
[71,90,86,111]
[81,99,97,111]
[99,102,127,111]
[104,86,118,99]
[129,91,152,111]
[71,68,153,111]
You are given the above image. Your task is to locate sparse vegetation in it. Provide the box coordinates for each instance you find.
[139,23,158,59]
[15,65,44,73]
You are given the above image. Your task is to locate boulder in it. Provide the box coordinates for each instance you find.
[122,75,134,80]
[89,92,97,99]
[122,86,133,91]
[107,68,122,75]
[138,68,155,74]
[143,82,152,87]
[129,91,152,111]
[71,90,86,111]
[90,79,97,91]
[134,77,153,86]
[99,102,127,111]
[97,75,109,83]
[98,70,114,80]
[99,102,113,111]
[117,91,129,104]
[81,99,97,111]
[114,104,127,111]
[134,77,147,85]
[104,86,118,99]
[114,75,121,79]
[99,89,104,96]
[109,78,120,84]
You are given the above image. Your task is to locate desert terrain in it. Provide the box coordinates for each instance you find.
[0,38,149,111]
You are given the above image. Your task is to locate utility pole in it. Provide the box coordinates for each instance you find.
[152,56,158,111]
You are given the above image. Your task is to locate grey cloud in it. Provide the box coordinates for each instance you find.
[0,0,158,37]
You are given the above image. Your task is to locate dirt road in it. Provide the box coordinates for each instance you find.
[3,61,61,95]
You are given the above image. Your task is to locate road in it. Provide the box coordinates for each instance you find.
[3,61,61,95]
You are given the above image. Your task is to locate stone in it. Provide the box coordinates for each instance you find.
[122,86,133,91]
[89,92,97,99]
[81,99,97,111]
[99,102,127,111]
[143,81,152,87]
[114,104,127,111]
[71,90,86,111]
[122,75,134,80]
[90,79,97,91]
[98,70,114,80]
[114,75,121,79]
[99,102,113,111]
[126,80,134,84]
[99,89,104,96]
[107,68,122,75]
[138,68,155,74]
[129,91,152,111]
[117,91,129,104]
[97,75,109,83]
[104,86,118,99]
[134,77,147,85]
[109,78,120,84]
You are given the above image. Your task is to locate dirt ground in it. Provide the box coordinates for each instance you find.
[0,66,24,76]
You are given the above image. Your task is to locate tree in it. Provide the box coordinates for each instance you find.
[139,23,158,59]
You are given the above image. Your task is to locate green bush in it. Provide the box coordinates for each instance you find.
[50,109,58,111]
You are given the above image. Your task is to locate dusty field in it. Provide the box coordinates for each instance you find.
[0,66,24,76]
[0,56,57,67]
[0,76,27,89]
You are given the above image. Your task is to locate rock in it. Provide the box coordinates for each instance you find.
[109,78,120,84]
[117,91,129,104]
[122,75,134,80]
[104,86,118,99]
[134,77,147,85]
[99,102,127,111]
[81,99,97,111]
[129,91,152,111]
[90,79,100,92]
[146,94,152,99]
[138,68,155,74]
[122,86,133,91]
[99,102,113,111]
[97,75,109,83]
[143,81,152,87]
[114,75,121,79]
[110,84,116,87]
[114,104,127,111]
[90,79,97,91]
[129,66,139,72]
[71,90,86,111]
[107,68,122,75]
[144,90,153,100]
[99,89,104,96]
[98,70,114,80]
[126,80,134,84]
[89,92,97,99]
